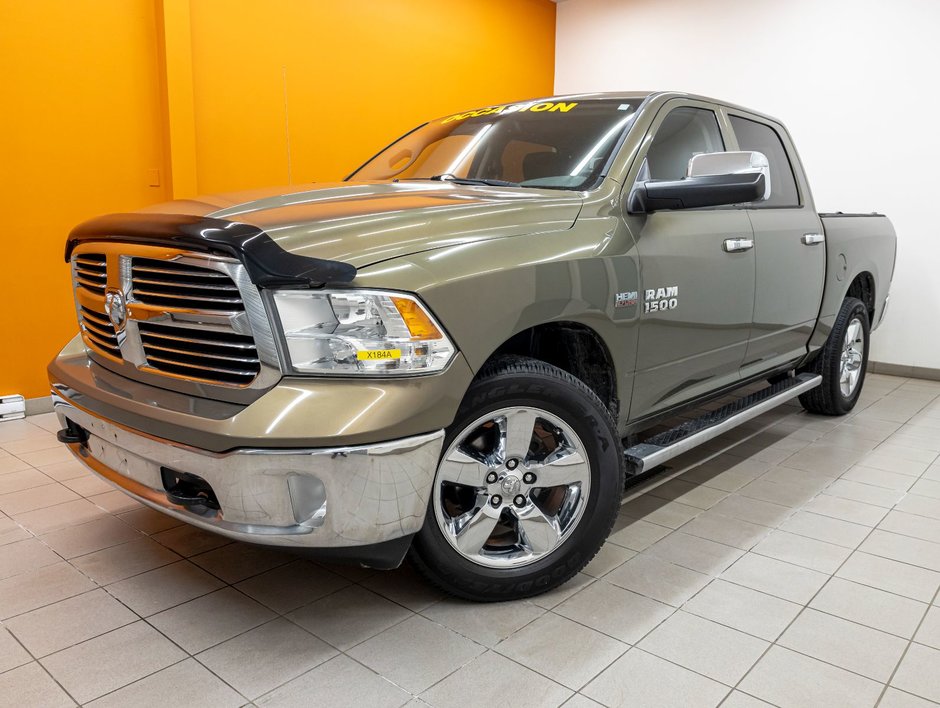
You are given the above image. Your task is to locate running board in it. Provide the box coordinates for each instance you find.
[624,373,822,475]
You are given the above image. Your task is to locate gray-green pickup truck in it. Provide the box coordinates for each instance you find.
[50,92,896,600]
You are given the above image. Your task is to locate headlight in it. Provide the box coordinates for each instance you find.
[271,289,456,375]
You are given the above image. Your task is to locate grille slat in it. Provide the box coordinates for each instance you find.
[139,321,260,385]
[78,304,121,360]
[75,254,107,295]
[131,259,245,312]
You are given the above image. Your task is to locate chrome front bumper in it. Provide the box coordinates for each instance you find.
[53,393,443,550]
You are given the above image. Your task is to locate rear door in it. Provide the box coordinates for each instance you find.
[727,113,826,375]
[625,101,756,419]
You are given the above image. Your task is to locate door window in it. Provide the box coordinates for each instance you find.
[729,116,800,207]
[645,107,724,181]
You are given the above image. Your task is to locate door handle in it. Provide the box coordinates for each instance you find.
[802,233,825,245]
[722,238,754,253]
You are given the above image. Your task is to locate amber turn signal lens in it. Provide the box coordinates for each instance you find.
[392,297,443,339]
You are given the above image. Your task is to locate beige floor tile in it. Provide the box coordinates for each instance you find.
[60,474,113,497]
[683,579,801,641]
[531,571,596,609]
[646,477,729,509]
[0,468,51,495]
[708,494,793,527]
[235,559,349,614]
[421,650,572,708]
[644,531,744,575]
[606,552,710,606]
[678,455,770,493]
[0,433,61,456]
[607,515,671,551]
[0,454,33,475]
[914,606,940,650]
[825,479,907,508]
[5,588,137,657]
[583,648,729,708]
[555,579,673,644]
[71,536,180,585]
[13,498,106,535]
[361,564,446,612]
[349,614,484,694]
[0,561,96,620]
[422,596,545,648]
[39,515,142,559]
[879,687,940,708]
[582,540,636,577]
[558,694,605,708]
[150,524,231,557]
[190,541,293,584]
[638,610,767,685]
[778,607,907,682]
[737,477,817,508]
[287,585,412,650]
[16,446,74,468]
[0,627,31,673]
[881,510,940,544]
[720,553,829,604]
[621,495,702,529]
[0,515,30,546]
[116,506,183,534]
[256,654,411,708]
[842,465,918,491]
[810,577,927,638]
[494,612,626,690]
[860,529,940,572]
[106,560,224,616]
[85,658,243,708]
[801,494,888,526]
[891,643,940,703]
[751,528,852,574]
[0,537,61,580]
[739,645,883,707]
[894,494,940,521]
[40,621,186,704]
[37,459,88,482]
[677,510,772,550]
[836,552,940,603]
[780,443,864,476]
[719,690,777,707]
[0,661,76,708]
[197,618,336,699]
[149,587,276,654]
[778,510,871,548]
[0,482,80,515]
[870,443,939,464]
[88,489,141,514]
[909,479,940,500]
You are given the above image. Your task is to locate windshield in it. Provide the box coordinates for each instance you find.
[348,98,640,190]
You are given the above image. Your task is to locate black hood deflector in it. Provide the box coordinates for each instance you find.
[66,213,357,287]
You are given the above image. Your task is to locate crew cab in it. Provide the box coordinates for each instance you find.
[49,92,896,600]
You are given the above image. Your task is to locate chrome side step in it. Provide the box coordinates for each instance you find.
[624,373,822,475]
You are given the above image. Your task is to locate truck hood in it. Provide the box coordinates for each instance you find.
[140,181,583,269]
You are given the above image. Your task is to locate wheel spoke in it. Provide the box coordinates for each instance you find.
[438,448,490,486]
[535,447,590,487]
[453,505,500,555]
[515,504,562,554]
[497,409,539,461]
[846,320,861,346]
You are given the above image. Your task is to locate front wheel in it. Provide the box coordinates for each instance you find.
[410,356,625,601]
[799,296,870,415]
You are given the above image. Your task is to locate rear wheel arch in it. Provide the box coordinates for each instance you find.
[846,271,875,324]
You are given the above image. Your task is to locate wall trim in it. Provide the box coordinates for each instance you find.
[869,360,940,382]
[25,395,54,416]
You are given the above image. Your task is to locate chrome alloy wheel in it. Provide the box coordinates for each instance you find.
[433,406,592,569]
[840,316,865,397]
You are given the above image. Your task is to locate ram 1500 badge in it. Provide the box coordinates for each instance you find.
[50,92,896,600]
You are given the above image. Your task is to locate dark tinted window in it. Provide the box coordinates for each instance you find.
[645,107,724,181]
[730,116,800,207]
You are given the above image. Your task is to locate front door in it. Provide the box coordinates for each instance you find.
[625,103,756,419]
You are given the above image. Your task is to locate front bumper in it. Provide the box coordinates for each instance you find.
[53,391,443,555]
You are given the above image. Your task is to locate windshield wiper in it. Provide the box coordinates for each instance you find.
[397,174,520,187]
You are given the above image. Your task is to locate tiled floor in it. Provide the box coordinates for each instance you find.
[2,373,940,707]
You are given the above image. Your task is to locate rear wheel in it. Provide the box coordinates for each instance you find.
[410,356,624,601]
[799,296,869,415]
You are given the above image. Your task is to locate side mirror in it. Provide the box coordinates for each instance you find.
[628,151,771,213]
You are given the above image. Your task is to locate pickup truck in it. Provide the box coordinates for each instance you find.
[49,92,896,601]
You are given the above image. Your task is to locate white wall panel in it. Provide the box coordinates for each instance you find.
[556,0,940,370]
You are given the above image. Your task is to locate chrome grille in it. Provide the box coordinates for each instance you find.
[79,306,121,360]
[131,258,244,312]
[74,254,107,295]
[138,322,260,385]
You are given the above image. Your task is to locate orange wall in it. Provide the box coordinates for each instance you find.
[0,0,556,400]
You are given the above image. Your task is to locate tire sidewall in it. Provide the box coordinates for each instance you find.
[829,299,870,413]
[414,361,623,600]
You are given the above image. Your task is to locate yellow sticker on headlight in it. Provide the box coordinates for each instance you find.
[357,349,401,361]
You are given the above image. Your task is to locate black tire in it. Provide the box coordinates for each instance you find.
[409,356,625,602]
[799,297,870,415]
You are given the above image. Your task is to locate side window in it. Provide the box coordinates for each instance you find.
[729,115,800,207]
[645,107,724,181]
